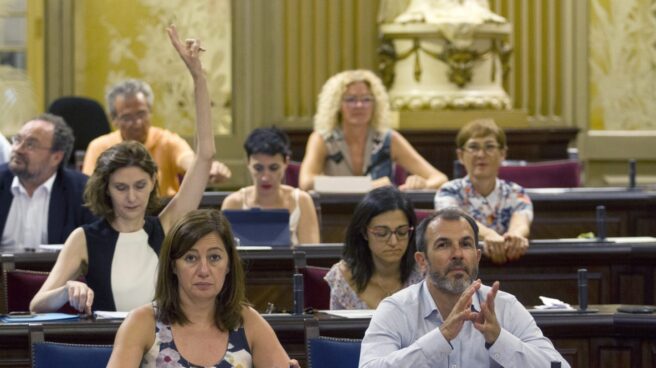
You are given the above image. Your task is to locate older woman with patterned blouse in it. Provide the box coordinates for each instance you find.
[434,118,533,264]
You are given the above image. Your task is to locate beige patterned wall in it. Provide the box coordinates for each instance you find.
[589,0,656,130]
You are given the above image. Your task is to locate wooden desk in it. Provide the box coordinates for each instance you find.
[315,188,656,242]
[3,239,656,314]
[196,188,656,243]
[0,305,653,368]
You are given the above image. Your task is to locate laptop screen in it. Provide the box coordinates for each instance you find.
[222,209,291,247]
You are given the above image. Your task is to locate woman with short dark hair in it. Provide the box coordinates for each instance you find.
[221,126,319,245]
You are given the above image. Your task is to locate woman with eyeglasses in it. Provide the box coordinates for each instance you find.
[434,118,533,264]
[325,186,423,309]
[221,126,320,245]
[299,70,448,191]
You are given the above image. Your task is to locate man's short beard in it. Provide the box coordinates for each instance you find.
[427,259,479,295]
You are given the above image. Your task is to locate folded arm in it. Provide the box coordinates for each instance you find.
[391,130,448,190]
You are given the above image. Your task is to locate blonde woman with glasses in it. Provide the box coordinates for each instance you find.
[299,70,448,191]
[325,186,423,309]
[434,118,533,264]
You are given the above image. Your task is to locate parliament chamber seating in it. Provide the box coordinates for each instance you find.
[47,96,111,169]
[305,319,362,368]
[30,324,112,368]
[294,251,330,310]
[2,255,80,314]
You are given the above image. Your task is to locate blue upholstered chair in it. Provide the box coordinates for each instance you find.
[30,324,113,368]
[305,319,362,368]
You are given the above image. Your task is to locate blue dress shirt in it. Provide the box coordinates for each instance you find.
[359,280,570,368]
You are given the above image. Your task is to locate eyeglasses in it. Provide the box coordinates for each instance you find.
[10,135,52,151]
[342,95,375,106]
[367,225,413,242]
[116,110,149,123]
[461,143,501,155]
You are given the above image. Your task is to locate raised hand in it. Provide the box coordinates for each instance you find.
[439,279,481,341]
[66,280,94,315]
[473,280,501,344]
[166,24,204,79]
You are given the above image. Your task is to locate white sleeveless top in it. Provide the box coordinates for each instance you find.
[110,229,158,311]
[240,187,301,245]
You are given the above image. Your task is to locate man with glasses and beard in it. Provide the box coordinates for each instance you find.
[0,114,95,249]
[359,207,568,368]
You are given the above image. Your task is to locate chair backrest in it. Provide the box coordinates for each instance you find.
[498,160,581,188]
[47,96,111,167]
[305,319,361,368]
[414,209,433,224]
[284,160,301,188]
[393,164,408,186]
[293,251,330,310]
[30,324,112,368]
[453,159,582,188]
[2,255,79,314]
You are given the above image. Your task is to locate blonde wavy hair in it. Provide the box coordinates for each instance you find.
[313,70,391,135]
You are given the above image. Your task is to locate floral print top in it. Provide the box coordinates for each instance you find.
[324,260,424,310]
[141,311,252,368]
[434,176,533,234]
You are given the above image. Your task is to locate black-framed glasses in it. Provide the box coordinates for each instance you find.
[10,135,52,151]
[367,225,413,242]
[461,143,501,155]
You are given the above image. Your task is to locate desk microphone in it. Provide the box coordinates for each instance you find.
[578,268,588,312]
[628,159,636,189]
[596,205,606,241]
[293,273,304,315]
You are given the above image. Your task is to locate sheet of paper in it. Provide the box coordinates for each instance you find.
[320,309,375,318]
[93,310,128,319]
[39,244,64,251]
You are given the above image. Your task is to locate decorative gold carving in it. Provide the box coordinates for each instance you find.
[378,37,397,89]
[378,36,513,89]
